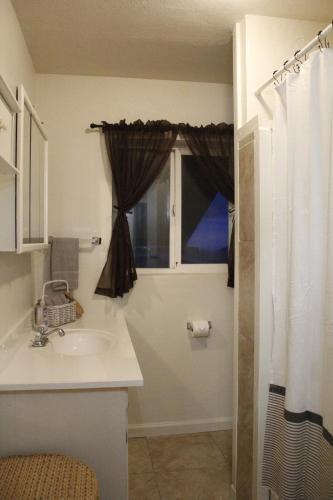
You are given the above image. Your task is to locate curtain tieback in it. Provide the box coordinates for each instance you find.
[113,205,133,214]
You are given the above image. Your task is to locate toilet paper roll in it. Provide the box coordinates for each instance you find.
[189,320,210,338]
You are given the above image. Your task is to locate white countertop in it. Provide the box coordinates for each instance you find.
[0,312,143,391]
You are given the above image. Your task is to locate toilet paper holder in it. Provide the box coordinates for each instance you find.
[186,321,212,332]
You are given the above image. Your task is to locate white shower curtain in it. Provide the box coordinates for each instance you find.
[262,49,333,499]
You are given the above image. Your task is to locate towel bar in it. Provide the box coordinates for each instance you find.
[79,236,102,247]
[48,237,102,247]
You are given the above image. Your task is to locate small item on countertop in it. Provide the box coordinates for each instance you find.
[42,280,76,327]
[34,298,48,331]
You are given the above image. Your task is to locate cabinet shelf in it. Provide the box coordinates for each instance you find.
[0,155,19,175]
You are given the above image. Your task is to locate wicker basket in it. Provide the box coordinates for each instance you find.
[42,280,76,327]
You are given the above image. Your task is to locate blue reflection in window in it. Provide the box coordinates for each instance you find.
[182,194,229,264]
[181,154,229,264]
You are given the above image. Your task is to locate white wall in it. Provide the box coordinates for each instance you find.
[0,0,36,340]
[234,15,327,128]
[36,74,234,433]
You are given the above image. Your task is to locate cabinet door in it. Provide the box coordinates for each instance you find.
[17,85,48,253]
[0,75,21,252]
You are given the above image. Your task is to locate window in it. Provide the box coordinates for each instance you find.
[128,148,229,273]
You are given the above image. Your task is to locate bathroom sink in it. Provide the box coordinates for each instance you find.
[51,329,115,356]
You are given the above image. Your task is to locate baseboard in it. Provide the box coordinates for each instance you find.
[128,416,232,438]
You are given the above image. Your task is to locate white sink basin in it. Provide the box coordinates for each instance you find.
[51,329,116,356]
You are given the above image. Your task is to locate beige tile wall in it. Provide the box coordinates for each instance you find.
[236,137,255,499]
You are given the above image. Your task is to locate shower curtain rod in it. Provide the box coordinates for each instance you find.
[255,20,333,97]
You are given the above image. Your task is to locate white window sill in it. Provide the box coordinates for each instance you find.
[136,264,228,275]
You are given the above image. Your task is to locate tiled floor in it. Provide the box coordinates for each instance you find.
[129,430,232,500]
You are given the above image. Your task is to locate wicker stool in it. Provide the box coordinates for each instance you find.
[0,454,99,499]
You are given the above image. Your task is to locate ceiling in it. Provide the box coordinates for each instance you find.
[12,0,333,84]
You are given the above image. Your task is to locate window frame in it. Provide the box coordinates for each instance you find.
[135,145,229,275]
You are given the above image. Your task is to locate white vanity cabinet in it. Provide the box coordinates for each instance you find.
[0,315,144,500]
[0,77,48,253]
[0,388,129,500]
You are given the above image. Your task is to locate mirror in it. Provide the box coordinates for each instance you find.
[17,85,48,252]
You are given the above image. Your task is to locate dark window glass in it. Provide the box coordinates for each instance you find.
[128,159,170,268]
[181,155,229,264]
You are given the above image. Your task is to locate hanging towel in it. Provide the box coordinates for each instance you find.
[44,237,79,291]
[51,238,79,290]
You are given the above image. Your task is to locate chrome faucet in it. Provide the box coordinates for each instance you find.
[31,326,66,348]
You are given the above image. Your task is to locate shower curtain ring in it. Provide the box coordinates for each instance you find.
[318,31,323,50]
[273,70,280,86]
[292,51,302,73]
[283,60,291,73]
[294,50,302,64]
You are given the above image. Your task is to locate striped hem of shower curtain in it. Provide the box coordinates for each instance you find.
[262,384,333,499]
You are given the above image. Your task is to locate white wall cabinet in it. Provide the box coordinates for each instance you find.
[0,75,21,251]
[0,77,48,253]
[16,85,48,253]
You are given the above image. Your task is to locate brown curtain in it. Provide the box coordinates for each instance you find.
[95,120,178,298]
[180,123,235,287]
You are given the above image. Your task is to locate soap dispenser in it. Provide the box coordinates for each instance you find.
[33,298,48,332]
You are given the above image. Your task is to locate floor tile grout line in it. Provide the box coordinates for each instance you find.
[207,431,233,465]
[207,433,231,465]
[153,472,162,500]
[145,436,162,499]
[145,436,155,472]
